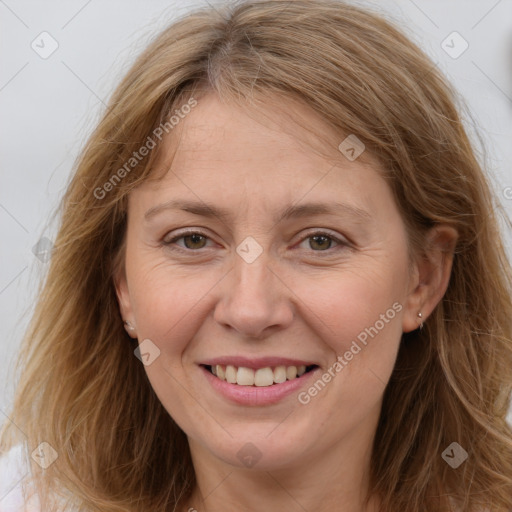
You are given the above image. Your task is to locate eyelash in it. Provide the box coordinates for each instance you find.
[162,229,349,255]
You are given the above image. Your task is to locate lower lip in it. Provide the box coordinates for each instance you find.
[200,365,321,406]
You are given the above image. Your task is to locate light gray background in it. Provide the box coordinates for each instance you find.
[1,0,511,425]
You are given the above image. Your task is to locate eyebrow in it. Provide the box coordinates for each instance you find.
[144,199,372,225]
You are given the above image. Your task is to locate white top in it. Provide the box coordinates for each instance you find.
[0,444,81,512]
[0,444,40,512]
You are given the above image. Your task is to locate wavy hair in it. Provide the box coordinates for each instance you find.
[1,1,511,510]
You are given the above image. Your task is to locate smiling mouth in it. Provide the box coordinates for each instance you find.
[202,364,318,387]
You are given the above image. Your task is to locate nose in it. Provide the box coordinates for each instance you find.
[213,252,295,339]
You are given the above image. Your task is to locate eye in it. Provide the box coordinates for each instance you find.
[162,229,349,254]
[163,230,213,251]
[296,231,348,252]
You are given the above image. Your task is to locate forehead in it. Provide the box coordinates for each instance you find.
[163,92,379,162]
[130,92,396,225]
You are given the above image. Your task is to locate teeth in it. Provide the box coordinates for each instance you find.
[273,366,287,383]
[225,365,237,384]
[254,368,274,386]
[237,367,254,386]
[286,366,297,380]
[210,364,314,387]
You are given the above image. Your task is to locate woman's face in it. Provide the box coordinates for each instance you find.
[115,92,421,472]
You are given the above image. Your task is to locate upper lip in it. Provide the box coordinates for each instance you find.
[200,356,318,370]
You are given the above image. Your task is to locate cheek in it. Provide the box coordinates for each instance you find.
[126,256,223,354]
[300,266,404,341]
[292,260,406,394]
[292,275,404,430]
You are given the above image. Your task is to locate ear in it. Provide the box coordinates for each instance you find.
[402,224,458,333]
[113,264,138,339]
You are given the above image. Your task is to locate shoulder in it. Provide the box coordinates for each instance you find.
[0,444,40,512]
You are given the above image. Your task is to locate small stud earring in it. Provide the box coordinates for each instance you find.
[417,312,423,330]
[124,320,135,331]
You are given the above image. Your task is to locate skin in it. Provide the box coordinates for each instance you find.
[115,92,458,512]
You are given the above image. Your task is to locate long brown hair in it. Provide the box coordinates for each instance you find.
[1,1,511,510]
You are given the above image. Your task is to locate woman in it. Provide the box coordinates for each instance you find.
[1,0,511,510]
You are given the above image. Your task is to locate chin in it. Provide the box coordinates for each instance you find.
[200,424,314,470]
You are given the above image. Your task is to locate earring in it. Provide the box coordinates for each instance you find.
[124,320,135,331]
[417,312,423,330]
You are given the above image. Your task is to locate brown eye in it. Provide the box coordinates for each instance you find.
[181,233,207,250]
[297,231,347,253]
[308,234,335,251]
[163,230,212,251]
